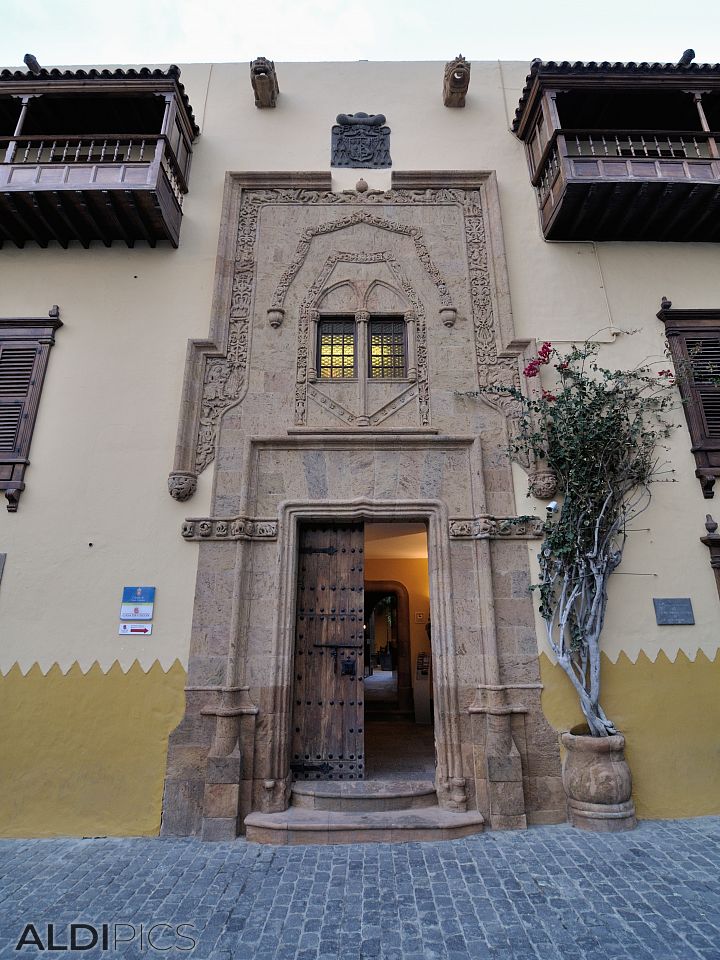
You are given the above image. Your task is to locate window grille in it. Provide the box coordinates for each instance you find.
[318,320,356,379]
[368,320,406,379]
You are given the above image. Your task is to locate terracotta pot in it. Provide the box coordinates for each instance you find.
[561,726,637,832]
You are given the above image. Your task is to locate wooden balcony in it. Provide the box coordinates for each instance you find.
[0,133,187,248]
[0,65,198,248]
[513,59,720,242]
[534,129,720,241]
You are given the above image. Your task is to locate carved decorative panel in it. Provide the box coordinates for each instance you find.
[331,113,391,167]
[169,173,529,493]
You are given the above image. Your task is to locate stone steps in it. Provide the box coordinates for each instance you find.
[244,805,485,845]
[291,778,437,812]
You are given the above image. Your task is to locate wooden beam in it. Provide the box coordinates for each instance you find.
[117,190,154,246]
[74,191,111,247]
[2,192,47,247]
[49,191,91,249]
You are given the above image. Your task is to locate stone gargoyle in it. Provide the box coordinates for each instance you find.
[251,57,279,108]
[443,55,471,107]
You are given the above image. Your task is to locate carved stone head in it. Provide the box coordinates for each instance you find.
[250,57,279,108]
[444,56,471,108]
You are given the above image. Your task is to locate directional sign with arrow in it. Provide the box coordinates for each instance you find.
[119,623,153,635]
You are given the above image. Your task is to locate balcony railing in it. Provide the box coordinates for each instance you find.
[0,133,189,247]
[532,129,720,241]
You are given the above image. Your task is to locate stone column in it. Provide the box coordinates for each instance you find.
[355,310,370,425]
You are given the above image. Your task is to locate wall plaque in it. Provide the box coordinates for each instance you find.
[652,598,695,625]
[331,113,391,168]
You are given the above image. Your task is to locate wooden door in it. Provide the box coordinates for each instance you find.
[291,523,365,780]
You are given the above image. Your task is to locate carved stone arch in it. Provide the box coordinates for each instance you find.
[315,278,362,314]
[295,252,429,427]
[364,278,409,313]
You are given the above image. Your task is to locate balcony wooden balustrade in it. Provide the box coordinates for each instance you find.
[513,60,720,242]
[0,133,188,248]
[532,128,720,241]
[0,65,198,248]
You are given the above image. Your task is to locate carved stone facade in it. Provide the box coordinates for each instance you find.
[161,172,564,840]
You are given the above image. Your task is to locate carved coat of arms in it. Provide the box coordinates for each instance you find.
[331,113,391,168]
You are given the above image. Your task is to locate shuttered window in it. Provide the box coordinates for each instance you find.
[0,310,62,511]
[684,337,720,440]
[0,345,40,454]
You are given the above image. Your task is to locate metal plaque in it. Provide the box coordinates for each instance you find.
[652,598,695,625]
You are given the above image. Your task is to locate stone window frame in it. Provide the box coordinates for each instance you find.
[312,310,411,383]
[0,307,62,512]
[658,305,720,498]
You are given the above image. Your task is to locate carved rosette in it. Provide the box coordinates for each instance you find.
[181,517,278,541]
[449,516,545,539]
[168,471,198,502]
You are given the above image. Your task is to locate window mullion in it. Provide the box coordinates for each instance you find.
[356,310,369,424]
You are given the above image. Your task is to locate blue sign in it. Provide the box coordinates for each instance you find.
[122,586,156,605]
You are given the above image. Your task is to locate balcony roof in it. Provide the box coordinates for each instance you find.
[0,65,199,138]
[513,59,720,136]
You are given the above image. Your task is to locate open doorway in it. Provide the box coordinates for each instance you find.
[363,522,435,781]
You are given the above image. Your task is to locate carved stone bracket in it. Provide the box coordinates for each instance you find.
[168,470,198,502]
[443,56,471,107]
[701,514,720,600]
[528,466,558,500]
[449,516,545,539]
[181,516,278,541]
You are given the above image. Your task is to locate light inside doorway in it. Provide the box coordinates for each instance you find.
[363,522,435,781]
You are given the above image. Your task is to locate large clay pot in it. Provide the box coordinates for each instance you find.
[561,726,637,831]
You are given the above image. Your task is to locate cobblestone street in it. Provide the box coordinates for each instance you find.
[1,818,719,960]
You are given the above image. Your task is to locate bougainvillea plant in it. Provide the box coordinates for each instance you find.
[495,340,676,736]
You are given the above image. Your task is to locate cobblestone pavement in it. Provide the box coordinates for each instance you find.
[1,818,720,960]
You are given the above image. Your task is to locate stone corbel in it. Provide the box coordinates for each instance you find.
[168,471,198,502]
[439,306,457,327]
[701,515,720,600]
[199,687,258,841]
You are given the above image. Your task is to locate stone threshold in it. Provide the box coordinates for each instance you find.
[244,806,485,845]
[291,778,436,811]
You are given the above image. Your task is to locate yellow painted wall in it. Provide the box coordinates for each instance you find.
[365,558,431,688]
[0,660,186,837]
[540,650,720,819]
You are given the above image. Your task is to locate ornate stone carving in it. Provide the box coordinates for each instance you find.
[528,467,558,500]
[331,113,391,167]
[250,57,279,108]
[293,251,430,428]
[449,516,545,539]
[191,182,516,474]
[168,470,198,502]
[443,55,471,107]
[181,516,278,541]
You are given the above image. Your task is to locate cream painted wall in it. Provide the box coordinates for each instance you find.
[0,60,719,674]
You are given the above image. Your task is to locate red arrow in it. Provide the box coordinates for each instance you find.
[129,627,149,634]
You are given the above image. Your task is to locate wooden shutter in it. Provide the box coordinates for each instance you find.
[0,343,41,457]
[683,336,720,441]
